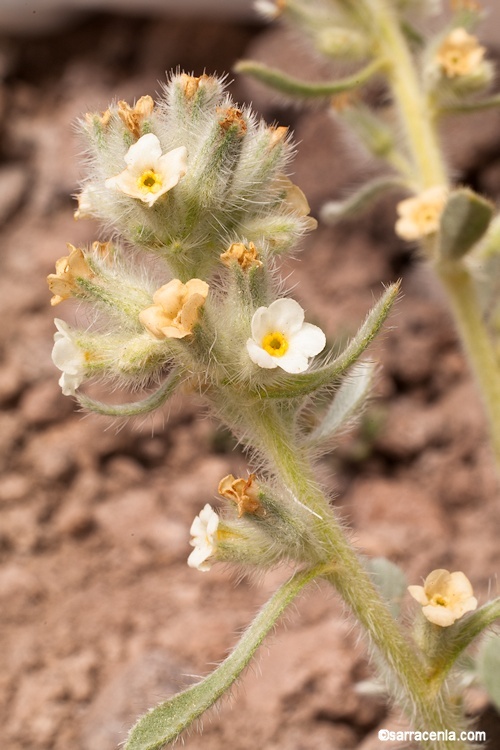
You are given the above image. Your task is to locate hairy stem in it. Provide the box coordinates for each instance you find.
[241,398,469,750]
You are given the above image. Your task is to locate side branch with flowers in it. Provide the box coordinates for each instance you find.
[239,0,500,466]
[48,71,500,750]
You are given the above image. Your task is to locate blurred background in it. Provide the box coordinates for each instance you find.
[1,2,500,749]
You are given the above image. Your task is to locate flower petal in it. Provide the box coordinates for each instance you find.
[407,585,429,606]
[246,338,278,369]
[276,349,310,374]
[288,323,326,358]
[422,604,457,627]
[124,132,163,171]
[157,145,188,192]
[265,298,305,336]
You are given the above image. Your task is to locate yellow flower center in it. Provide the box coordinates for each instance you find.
[137,170,163,194]
[431,594,449,608]
[262,331,288,357]
[415,206,440,233]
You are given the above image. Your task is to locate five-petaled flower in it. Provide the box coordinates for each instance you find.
[139,278,209,339]
[437,28,485,78]
[408,569,478,627]
[247,298,326,373]
[105,133,187,207]
[47,244,94,306]
[188,504,220,572]
[395,185,448,241]
[51,319,86,396]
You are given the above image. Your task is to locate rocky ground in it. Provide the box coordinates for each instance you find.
[1,11,500,750]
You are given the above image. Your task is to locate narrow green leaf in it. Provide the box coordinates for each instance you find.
[77,369,183,417]
[234,59,384,101]
[477,632,500,712]
[366,557,407,618]
[252,281,400,399]
[307,360,375,446]
[439,94,500,115]
[321,176,409,225]
[125,566,323,750]
[439,188,494,260]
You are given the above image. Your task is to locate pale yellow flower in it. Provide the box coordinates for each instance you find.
[218,474,263,517]
[139,278,209,339]
[47,244,94,306]
[437,28,485,78]
[408,569,477,627]
[395,185,448,241]
[220,242,263,270]
[105,133,187,207]
[117,95,154,139]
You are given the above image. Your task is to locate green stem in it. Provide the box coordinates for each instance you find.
[368,0,447,189]
[438,263,500,462]
[241,399,467,750]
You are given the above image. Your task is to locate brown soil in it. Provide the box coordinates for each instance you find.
[1,12,500,750]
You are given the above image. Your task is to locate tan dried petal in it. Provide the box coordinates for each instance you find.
[450,0,480,10]
[220,242,263,270]
[331,90,359,112]
[118,95,154,138]
[217,107,247,136]
[180,73,210,99]
[218,474,264,517]
[268,125,288,148]
[85,109,111,128]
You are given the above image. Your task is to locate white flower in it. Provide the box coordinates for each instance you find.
[408,569,478,627]
[246,298,326,373]
[105,133,187,207]
[52,319,86,396]
[188,504,220,572]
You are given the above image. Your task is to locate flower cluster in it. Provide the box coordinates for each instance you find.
[49,73,323,400]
